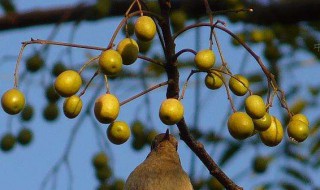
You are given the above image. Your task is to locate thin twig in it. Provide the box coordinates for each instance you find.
[174,48,197,60]
[179,70,202,100]
[78,56,99,74]
[120,81,168,106]
[23,39,106,51]
[78,69,100,97]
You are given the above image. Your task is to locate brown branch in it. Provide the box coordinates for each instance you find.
[177,119,243,190]
[1,0,320,32]
[158,0,242,189]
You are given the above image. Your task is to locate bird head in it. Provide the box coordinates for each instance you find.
[151,129,178,151]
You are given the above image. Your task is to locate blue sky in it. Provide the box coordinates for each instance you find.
[1,1,320,190]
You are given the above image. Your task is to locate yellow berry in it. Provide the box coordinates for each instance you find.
[194,49,215,71]
[204,71,223,90]
[1,88,25,115]
[227,112,254,140]
[94,94,120,124]
[116,38,139,65]
[229,74,249,96]
[245,95,266,119]
[159,98,184,125]
[134,16,156,41]
[253,112,272,131]
[107,121,131,145]
[54,70,82,97]
[63,95,83,119]
[287,120,309,143]
[259,116,283,147]
[99,49,123,76]
[290,113,309,126]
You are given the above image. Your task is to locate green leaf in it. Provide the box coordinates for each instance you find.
[310,118,320,136]
[285,148,308,164]
[254,88,268,97]
[247,74,263,84]
[310,138,320,155]
[289,99,308,115]
[0,0,15,14]
[283,166,311,184]
[219,143,241,166]
[308,85,320,97]
[280,181,300,190]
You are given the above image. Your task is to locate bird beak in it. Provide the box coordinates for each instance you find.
[164,129,170,140]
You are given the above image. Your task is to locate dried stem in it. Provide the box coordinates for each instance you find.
[120,81,168,106]
[179,70,201,100]
[78,69,100,97]
[78,56,99,74]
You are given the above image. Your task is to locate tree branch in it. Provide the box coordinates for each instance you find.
[1,0,320,32]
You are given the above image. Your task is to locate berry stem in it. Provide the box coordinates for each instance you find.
[120,81,168,106]
[78,69,99,98]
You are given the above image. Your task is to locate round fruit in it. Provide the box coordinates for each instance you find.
[245,95,266,119]
[54,70,82,97]
[1,88,25,115]
[99,49,123,76]
[131,137,145,150]
[92,152,108,169]
[227,112,254,140]
[137,40,152,53]
[94,94,120,124]
[0,133,16,152]
[229,74,249,96]
[20,104,34,121]
[17,128,33,146]
[194,49,215,71]
[170,9,187,32]
[134,16,156,41]
[253,112,272,131]
[207,177,224,190]
[111,179,125,190]
[291,113,309,126]
[51,61,67,77]
[95,166,112,182]
[205,71,223,90]
[107,121,131,145]
[26,53,44,72]
[250,29,265,43]
[287,120,309,142]
[146,129,158,145]
[45,85,60,103]
[131,120,145,138]
[252,156,271,173]
[259,116,283,147]
[97,183,110,190]
[43,103,59,121]
[63,95,82,119]
[116,38,139,65]
[159,98,184,125]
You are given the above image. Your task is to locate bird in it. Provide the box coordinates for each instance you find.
[124,130,194,190]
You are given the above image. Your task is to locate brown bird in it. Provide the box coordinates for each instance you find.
[124,130,193,190]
